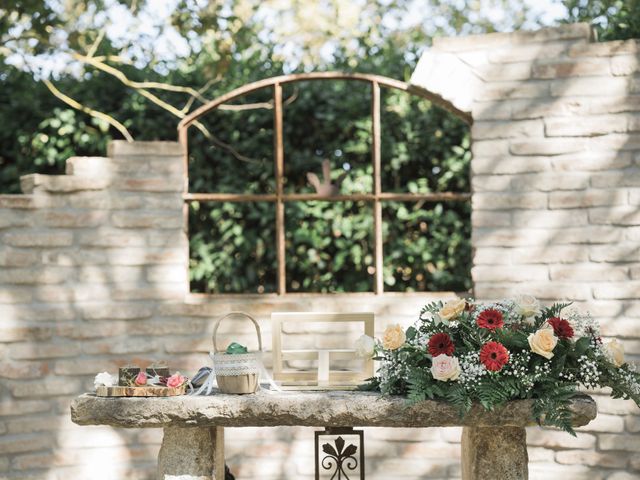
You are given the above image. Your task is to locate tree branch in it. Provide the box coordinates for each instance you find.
[42,79,134,141]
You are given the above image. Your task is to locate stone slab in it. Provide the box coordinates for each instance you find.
[71,391,596,429]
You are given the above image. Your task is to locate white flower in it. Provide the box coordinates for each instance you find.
[430,354,461,382]
[354,334,375,358]
[513,294,541,319]
[94,372,116,389]
[605,339,625,367]
[528,328,558,360]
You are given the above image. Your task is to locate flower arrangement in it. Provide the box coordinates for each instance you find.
[359,295,640,434]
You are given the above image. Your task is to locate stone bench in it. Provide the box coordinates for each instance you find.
[71,391,596,480]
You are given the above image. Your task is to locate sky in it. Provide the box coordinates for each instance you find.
[6,0,571,78]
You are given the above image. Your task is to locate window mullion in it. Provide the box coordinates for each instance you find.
[274,83,286,295]
[371,81,383,295]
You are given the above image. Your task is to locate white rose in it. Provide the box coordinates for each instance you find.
[528,328,558,360]
[605,339,625,367]
[94,372,116,389]
[513,294,541,319]
[438,298,466,322]
[354,334,375,358]
[430,354,461,382]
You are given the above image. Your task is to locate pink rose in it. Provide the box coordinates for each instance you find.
[167,372,185,388]
[134,371,147,386]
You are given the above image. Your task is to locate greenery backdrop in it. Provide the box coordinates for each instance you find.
[1,1,637,294]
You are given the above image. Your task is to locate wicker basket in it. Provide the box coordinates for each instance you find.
[211,311,262,394]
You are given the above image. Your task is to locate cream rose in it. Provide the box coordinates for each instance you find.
[438,298,466,322]
[430,354,461,382]
[354,334,375,358]
[513,294,541,319]
[382,324,406,350]
[528,328,558,359]
[605,339,625,367]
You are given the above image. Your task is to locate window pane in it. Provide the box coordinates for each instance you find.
[189,201,276,293]
[282,80,372,195]
[383,201,471,292]
[380,89,471,194]
[187,88,275,194]
[285,201,373,292]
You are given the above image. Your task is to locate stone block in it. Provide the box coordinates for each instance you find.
[511,246,589,264]
[549,189,627,209]
[511,172,590,191]
[569,39,640,58]
[533,58,610,78]
[79,303,154,320]
[594,395,640,415]
[512,210,588,228]
[0,360,47,379]
[591,170,640,188]
[65,156,112,177]
[525,428,596,449]
[0,433,53,454]
[551,152,632,172]
[12,378,82,397]
[576,413,625,433]
[0,249,39,267]
[545,114,628,137]
[626,415,640,433]
[555,449,627,468]
[476,62,532,81]
[107,140,183,157]
[471,139,510,157]
[473,192,547,210]
[10,343,81,360]
[589,206,640,226]
[510,139,587,156]
[0,400,51,416]
[550,265,628,282]
[550,77,630,97]
[471,211,512,227]
[470,174,513,192]
[599,433,640,452]
[612,54,640,76]
[112,177,183,192]
[472,119,544,140]
[35,210,109,228]
[593,282,640,299]
[472,156,551,175]
[488,41,576,63]
[111,212,183,229]
[20,174,110,194]
[472,265,548,282]
[3,231,73,247]
[480,81,550,101]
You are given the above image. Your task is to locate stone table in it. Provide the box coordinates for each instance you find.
[71,391,596,480]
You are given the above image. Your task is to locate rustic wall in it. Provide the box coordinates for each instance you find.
[0,22,639,480]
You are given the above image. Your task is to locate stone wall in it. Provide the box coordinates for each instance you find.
[0,22,639,480]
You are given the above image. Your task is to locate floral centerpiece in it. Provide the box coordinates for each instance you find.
[359,295,640,434]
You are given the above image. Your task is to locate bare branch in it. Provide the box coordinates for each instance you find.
[42,80,134,142]
[86,29,105,58]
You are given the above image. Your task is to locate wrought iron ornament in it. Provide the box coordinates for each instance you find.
[315,427,365,480]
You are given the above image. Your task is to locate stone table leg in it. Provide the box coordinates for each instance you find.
[461,426,528,480]
[157,426,225,480]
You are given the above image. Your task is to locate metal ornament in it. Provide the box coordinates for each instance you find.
[315,427,365,480]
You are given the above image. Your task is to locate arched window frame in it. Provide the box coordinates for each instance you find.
[178,72,472,295]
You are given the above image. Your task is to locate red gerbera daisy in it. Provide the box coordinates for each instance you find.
[428,333,455,356]
[476,309,504,330]
[479,341,510,371]
[547,317,574,340]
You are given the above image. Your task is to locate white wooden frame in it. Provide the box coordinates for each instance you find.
[271,312,375,390]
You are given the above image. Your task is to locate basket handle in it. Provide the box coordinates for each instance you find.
[212,311,263,354]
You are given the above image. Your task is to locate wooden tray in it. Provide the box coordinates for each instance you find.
[96,384,186,397]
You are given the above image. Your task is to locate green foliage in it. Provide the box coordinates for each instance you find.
[562,0,640,40]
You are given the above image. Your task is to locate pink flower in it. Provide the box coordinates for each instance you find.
[167,372,186,388]
[134,371,147,386]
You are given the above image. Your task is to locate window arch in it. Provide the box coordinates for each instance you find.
[178,72,471,295]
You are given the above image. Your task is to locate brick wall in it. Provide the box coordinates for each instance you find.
[1,22,639,480]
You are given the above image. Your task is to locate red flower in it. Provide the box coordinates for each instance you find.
[476,309,504,330]
[547,317,574,339]
[480,342,510,371]
[428,333,455,356]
